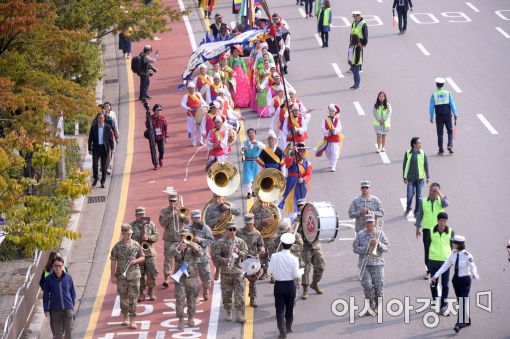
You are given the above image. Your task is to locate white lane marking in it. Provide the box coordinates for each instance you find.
[111,296,121,317]
[153,36,161,41]
[477,114,498,135]
[495,26,510,39]
[353,101,366,116]
[339,223,354,228]
[338,237,355,241]
[400,198,416,223]
[178,0,197,51]
[375,144,391,164]
[376,0,383,3]
[445,77,463,93]
[416,43,430,56]
[331,63,344,78]
[314,33,323,46]
[465,2,480,12]
[206,280,222,339]
[298,8,306,18]
[339,219,356,223]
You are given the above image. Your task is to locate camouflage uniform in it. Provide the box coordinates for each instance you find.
[171,241,204,319]
[110,239,144,318]
[348,195,385,232]
[237,227,264,298]
[252,201,276,272]
[186,222,214,293]
[213,236,248,311]
[295,214,325,288]
[352,228,389,305]
[130,218,159,292]
[160,205,190,279]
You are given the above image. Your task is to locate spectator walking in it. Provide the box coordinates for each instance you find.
[373,91,392,152]
[150,104,168,169]
[392,0,413,35]
[403,137,429,217]
[88,113,115,188]
[317,0,332,48]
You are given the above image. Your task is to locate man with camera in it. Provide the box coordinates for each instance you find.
[138,45,159,101]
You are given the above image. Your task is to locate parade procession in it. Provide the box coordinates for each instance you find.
[2,0,510,339]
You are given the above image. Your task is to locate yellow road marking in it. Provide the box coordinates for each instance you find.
[84,62,136,338]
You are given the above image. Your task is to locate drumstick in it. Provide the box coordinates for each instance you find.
[184,144,206,182]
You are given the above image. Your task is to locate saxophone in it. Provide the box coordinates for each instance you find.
[139,217,152,253]
[226,239,239,271]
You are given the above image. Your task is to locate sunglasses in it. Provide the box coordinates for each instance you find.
[361,186,369,189]
[228,228,237,232]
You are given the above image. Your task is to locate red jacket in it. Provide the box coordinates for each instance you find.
[151,114,167,141]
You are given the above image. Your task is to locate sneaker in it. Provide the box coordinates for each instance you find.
[376,149,380,153]
[404,208,412,216]
[350,85,357,90]
[330,167,336,172]
[447,146,454,154]
[380,148,386,152]
[437,150,445,155]
[440,306,449,316]
[345,69,352,74]
[424,272,431,280]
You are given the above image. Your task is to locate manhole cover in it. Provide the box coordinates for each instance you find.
[88,196,106,204]
[104,79,119,84]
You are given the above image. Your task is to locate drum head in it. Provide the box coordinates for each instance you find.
[301,202,339,243]
[242,258,261,275]
[301,203,320,243]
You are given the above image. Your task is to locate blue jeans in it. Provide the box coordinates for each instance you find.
[351,64,361,87]
[406,179,424,214]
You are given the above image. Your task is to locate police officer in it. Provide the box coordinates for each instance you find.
[353,214,389,314]
[351,11,368,46]
[273,218,304,294]
[415,183,449,279]
[432,235,479,333]
[171,229,204,330]
[429,77,458,155]
[110,224,145,329]
[130,207,159,302]
[268,233,301,339]
[348,180,384,232]
[159,193,190,288]
[297,199,325,300]
[237,213,265,307]
[427,212,455,315]
[186,209,214,301]
[213,221,248,323]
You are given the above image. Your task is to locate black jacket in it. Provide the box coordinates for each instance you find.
[88,123,114,153]
[392,0,413,11]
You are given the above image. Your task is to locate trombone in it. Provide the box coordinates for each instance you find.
[121,250,138,277]
[176,231,195,253]
[358,219,384,280]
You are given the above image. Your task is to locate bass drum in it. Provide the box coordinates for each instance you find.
[301,201,339,243]
[194,106,207,124]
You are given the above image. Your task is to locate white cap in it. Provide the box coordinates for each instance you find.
[191,209,201,218]
[214,115,224,123]
[187,82,196,88]
[277,85,284,92]
[268,130,277,139]
[452,235,466,243]
[213,101,221,109]
[281,233,296,245]
[291,103,299,111]
[435,77,446,84]
[213,73,221,79]
[260,42,269,49]
[273,72,280,78]
[328,104,340,114]
[198,64,207,69]
[352,11,361,16]
[288,88,296,95]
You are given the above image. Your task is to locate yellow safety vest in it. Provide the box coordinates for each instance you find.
[429,227,452,261]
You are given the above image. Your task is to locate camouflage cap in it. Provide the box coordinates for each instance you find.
[135,207,145,214]
[244,213,255,223]
[121,223,133,234]
[168,193,178,201]
[365,214,375,222]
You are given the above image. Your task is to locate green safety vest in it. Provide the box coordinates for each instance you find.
[403,150,425,179]
[351,19,366,39]
[433,89,450,105]
[320,8,331,26]
[421,199,445,230]
[373,105,391,128]
[429,227,452,261]
[315,0,325,16]
[351,46,363,65]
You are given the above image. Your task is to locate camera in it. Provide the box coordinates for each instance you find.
[149,64,158,76]
[141,216,151,224]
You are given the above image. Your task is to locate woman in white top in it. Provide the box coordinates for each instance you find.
[372,91,392,153]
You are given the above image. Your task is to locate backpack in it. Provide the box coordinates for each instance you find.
[131,55,141,75]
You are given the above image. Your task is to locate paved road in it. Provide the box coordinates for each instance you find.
[77,0,510,338]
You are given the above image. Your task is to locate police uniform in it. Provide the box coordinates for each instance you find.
[429,77,458,155]
[433,235,479,333]
[347,180,385,232]
[171,229,205,330]
[186,209,214,300]
[352,214,389,311]
[237,213,265,307]
[110,224,144,329]
[273,219,304,291]
[159,193,190,286]
[268,233,301,339]
[213,222,248,323]
[130,207,159,301]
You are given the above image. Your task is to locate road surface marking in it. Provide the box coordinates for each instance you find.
[314,33,323,46]
[353,101,366,115]
[298,8,306,18]
[416,43,430,56]
[331,63,345,78]
[339,223,354,228]
[375,144,391,164]
[339,219,355,223]
[206,280,221,339]
[465,2,480,12]
[446,77,463,93]
[400,198,416,222]
[178,0,197,51]
[338,237,356,241]
[85,58,137,338]
[376,0,383,3]
[495,27,510,39]
[477,114,498,134]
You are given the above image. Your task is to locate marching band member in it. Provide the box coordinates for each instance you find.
[282,104,308,152]
[193,63,213,96]
[353,214,389,315]
[213,222,249,323]
[171,229,204,330]
[181,82,207,146]
[431,235,479,333]
[130,207,159,302]
[206,115,228,168]
[268,233,300,339]
[252,199,278,280]
[159,193,190,288]
[348,180,385,233]
[241,128,264,199]
[227,45,251,108]
[237,213,265,307]
[318,104,343,172]
[206,73,231,105]
[278,143,312,218]
[270,85,286,118]
[256,130,284,171]
[186,210,214,301]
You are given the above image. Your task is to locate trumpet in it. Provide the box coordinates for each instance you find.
[121,250,138,277]
[176,231,195,253]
